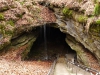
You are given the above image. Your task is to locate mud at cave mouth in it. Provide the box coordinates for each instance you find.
[27,26,76,61]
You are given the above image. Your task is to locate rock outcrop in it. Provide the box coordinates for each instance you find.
[36,0,100,70]
[0,0,56,60]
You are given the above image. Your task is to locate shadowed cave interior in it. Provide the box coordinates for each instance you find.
[27,26,76,60]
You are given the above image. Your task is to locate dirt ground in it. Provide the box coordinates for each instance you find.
[0,59,52,75]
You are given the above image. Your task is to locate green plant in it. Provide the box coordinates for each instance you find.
[96,20,100,24]
[94,3,100,16]
[77,15,88,23]
[78,0,82,3]
[7,20,14,26]
[0,25,5,36]
[0,7,9,12]
[62,7,73,16]
[0,13,4,20]
[94,0,98,3]
[68,10,73,16]
[20,2,24,5]
[90,24,100,34]
[5,30,13,36]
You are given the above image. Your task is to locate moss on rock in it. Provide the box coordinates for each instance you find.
[0,13,4,20]
[62,7,73,17]
[94,3,100,16]
[95,19,100,24]
[6,20,15,26]
[90,24,100,35]
[77,15,88,23]
[21,37,36,60]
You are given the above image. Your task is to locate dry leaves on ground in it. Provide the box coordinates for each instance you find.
[0,59,52,75]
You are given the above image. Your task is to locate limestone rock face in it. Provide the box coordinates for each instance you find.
[33,0,100,70]
[48,0,100,70]
[0,0,56,60]
[0,31,38,61]
[57,19,100,70]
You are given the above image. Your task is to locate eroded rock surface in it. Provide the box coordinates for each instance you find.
[0,0,56,60]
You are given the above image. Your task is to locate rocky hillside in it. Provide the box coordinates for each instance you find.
[0,0,56,60]
[0,0,100,71]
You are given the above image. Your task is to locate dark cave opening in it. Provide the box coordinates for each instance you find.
[27,26,76,60]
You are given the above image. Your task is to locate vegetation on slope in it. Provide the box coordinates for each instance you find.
[94,3,100,16]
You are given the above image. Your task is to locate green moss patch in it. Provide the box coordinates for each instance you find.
[95,19,100,24]
[0,13,4,20]
[77,15,88,23]
[0,21,14,36]
[62,7,73,17]
[78,0,82,3]
[93,0,98,3]
[0,7,9,12]
[5,30,13,36]
[0,5,9,12]
[20,2,25,5]
[94,3,100,16]
[0,24,5,35]
[90,24,100,36]
[6,20,15,26]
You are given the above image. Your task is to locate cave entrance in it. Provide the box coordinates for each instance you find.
[27,25,76,60]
